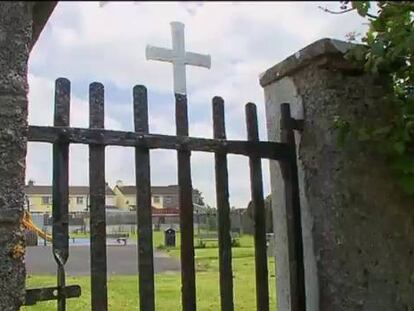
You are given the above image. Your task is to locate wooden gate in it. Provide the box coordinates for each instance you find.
[24,78,306,311]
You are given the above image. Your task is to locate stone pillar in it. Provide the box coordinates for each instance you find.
[261,38,414,311]
[0,2,33,309]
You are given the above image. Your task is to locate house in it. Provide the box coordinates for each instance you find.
[113,181,178,210]
[113,180,205,212]
[113,181,206,230]
[24,180,116,214]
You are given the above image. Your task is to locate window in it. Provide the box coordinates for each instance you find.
[164,196,172,204]
[153,196,160,203]
[42,196,51,205]
[76,197,84,204]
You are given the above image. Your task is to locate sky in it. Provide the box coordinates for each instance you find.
[27,1,367,208]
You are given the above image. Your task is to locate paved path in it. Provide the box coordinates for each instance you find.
[26,245,180,276]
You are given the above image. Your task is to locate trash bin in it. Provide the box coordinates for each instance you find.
[164,228,176,247]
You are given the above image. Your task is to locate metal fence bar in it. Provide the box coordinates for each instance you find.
[52,78,70,311]
[212,97,234,311]
[25,77,304,310]
[245,103,269,311]
[134,85,155,311]
[89,82,108,311]
[280,103,306,311]
[28,126,291,160]
[175,93,196,311]
[25,286,81,306]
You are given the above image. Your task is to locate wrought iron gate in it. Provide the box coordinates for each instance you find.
[24,78,306,311]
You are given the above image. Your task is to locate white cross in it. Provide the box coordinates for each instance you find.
[146,21,211,95]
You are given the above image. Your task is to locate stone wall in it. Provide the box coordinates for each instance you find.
[0,2,33,309]
[261,38,414,311]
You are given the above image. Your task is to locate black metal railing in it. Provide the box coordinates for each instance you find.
[24,77,306,311]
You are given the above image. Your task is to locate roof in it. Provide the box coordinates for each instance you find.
[117,185,180,195]
[24,185,115,196]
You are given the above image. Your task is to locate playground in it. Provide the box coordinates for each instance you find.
[22,211,53,243]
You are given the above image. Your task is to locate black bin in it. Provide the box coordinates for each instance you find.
[164,228,176,247]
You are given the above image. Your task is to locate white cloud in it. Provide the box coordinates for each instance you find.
[30,1,366,92]
[27,74,122,129]
[27,74,125,186]
[27,1,367,207]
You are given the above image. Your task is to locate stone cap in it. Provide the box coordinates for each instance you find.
[259,38,359,87]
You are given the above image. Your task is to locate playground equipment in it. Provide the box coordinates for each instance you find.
[22,210,52,243]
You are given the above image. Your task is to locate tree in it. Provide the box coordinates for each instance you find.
[192,188,206,206]
[323,1,414,195]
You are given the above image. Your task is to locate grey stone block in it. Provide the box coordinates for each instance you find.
[263,38,414,311]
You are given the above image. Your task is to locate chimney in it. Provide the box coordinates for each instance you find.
[116,180,123,187]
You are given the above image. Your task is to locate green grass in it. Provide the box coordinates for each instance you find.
[70,229,235,249]
[68,232,86,239]
[24,234,276,310]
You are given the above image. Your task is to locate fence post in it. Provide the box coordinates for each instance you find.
[175,93,196,311]
[213,96,234,311]
[52,78,71,311]
[280,103,305,311]
[261,38,414,310]
[134,85,155,311]
[0,3,34,309]
[89,82,108,311]
[245,103,269,311]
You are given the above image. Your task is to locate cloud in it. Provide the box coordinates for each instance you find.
[30,2,366,91]
[27,1,367,207]
[27,74,125,186]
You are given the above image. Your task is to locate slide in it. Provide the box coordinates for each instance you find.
[22,210,52,243]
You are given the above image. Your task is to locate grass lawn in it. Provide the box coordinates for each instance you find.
[24,234,277,310]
